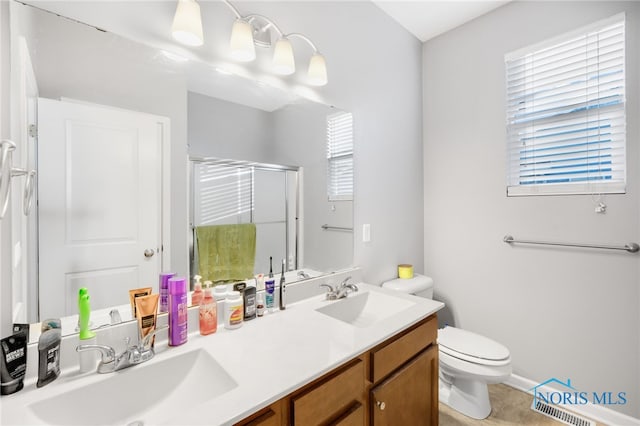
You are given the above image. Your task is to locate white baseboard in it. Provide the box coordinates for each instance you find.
[505,374,640,426]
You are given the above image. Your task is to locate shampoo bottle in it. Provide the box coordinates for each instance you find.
[168,277,188,346]
[199,286,217,335]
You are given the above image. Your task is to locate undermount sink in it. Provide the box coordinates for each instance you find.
[29,348,237,426]
[316,290,415,328]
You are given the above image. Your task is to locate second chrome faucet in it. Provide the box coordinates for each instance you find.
[320,277,358,300]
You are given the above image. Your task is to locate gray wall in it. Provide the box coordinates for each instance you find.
[423,1,639,417]
[258,1,424,283]
[188,92,275,162]
[272,103,353,272]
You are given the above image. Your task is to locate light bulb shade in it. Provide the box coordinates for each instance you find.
[308,53,328,86]
[230,19,256,62]
[272,38,295,75]
[171,0,203,47]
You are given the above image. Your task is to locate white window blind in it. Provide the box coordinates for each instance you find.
[327,111,354,201]
[194,163,253,224]
[505,15,626,196]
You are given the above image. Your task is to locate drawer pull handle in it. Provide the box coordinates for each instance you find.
[376,401,386,410]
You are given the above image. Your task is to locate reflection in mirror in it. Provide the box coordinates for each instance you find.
[190,158,300,283]
[9,1,354,341]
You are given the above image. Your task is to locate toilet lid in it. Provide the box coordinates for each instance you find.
[438,327,510,363]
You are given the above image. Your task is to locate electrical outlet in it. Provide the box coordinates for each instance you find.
[363,224,371,242]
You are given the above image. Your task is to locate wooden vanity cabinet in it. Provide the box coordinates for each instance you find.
[235,315,438,426]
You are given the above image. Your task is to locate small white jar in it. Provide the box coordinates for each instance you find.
[225,290,243,330]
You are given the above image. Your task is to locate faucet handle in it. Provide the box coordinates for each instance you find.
[76,344,116,364]
[340,276,353,287]
[140,326,168,349]
[320,283,338,300]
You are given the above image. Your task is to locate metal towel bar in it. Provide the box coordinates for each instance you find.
[321,224,353,232]
[503,235,639,253]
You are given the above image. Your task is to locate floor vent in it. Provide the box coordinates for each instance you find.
[531,399,595,426]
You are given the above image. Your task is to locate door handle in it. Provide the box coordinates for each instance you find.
[144,249,155,258]
[376,400,386,410]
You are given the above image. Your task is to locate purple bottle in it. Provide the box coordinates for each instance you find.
[168,277,188,346]
[159,272,176,313]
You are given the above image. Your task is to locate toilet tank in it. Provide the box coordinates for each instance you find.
[382,274,434,299]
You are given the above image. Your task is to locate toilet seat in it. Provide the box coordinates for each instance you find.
[438,327,510,367]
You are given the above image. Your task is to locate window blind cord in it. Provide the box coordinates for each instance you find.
[589,32,605,211]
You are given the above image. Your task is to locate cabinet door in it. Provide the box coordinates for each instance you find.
[370,345,438,426]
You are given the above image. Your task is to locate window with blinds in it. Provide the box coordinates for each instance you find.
[194,163,253,224]
[327,111,354,201]
[505,14,626,196]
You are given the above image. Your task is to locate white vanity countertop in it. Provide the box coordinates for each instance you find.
[0,282,444,426]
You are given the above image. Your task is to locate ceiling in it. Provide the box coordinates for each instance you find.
[373,0,511,42]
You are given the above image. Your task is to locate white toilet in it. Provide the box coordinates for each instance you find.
[382,274,512,420]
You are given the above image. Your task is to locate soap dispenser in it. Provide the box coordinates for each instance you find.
[192,275,203,306]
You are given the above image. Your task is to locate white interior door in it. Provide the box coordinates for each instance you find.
[38,98,166,318]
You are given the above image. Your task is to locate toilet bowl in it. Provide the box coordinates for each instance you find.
[382,274,512,420]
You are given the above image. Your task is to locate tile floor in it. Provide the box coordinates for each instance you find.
[439,384,605,425]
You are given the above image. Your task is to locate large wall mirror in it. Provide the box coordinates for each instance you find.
[8,1,354,341]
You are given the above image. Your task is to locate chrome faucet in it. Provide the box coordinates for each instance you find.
[320,277,358,300]
[76,326,167,374]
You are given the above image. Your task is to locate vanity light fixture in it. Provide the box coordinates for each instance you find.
[171,0,328,86]
[223,1,327,85]
[171,0,204,47]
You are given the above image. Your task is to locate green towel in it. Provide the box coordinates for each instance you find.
[196,224,256,282]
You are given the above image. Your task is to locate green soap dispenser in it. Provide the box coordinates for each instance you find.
[78,288,96,340]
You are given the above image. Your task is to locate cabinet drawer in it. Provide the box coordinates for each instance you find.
[234,400,283,426]
[292,359,365,425]
[329,402,364,426]
[370,315,437,383]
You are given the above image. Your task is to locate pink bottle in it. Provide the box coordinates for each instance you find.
[199,287,217,336]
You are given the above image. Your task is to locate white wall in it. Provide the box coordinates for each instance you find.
[423,1,639,418]
[1,0,12,337]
